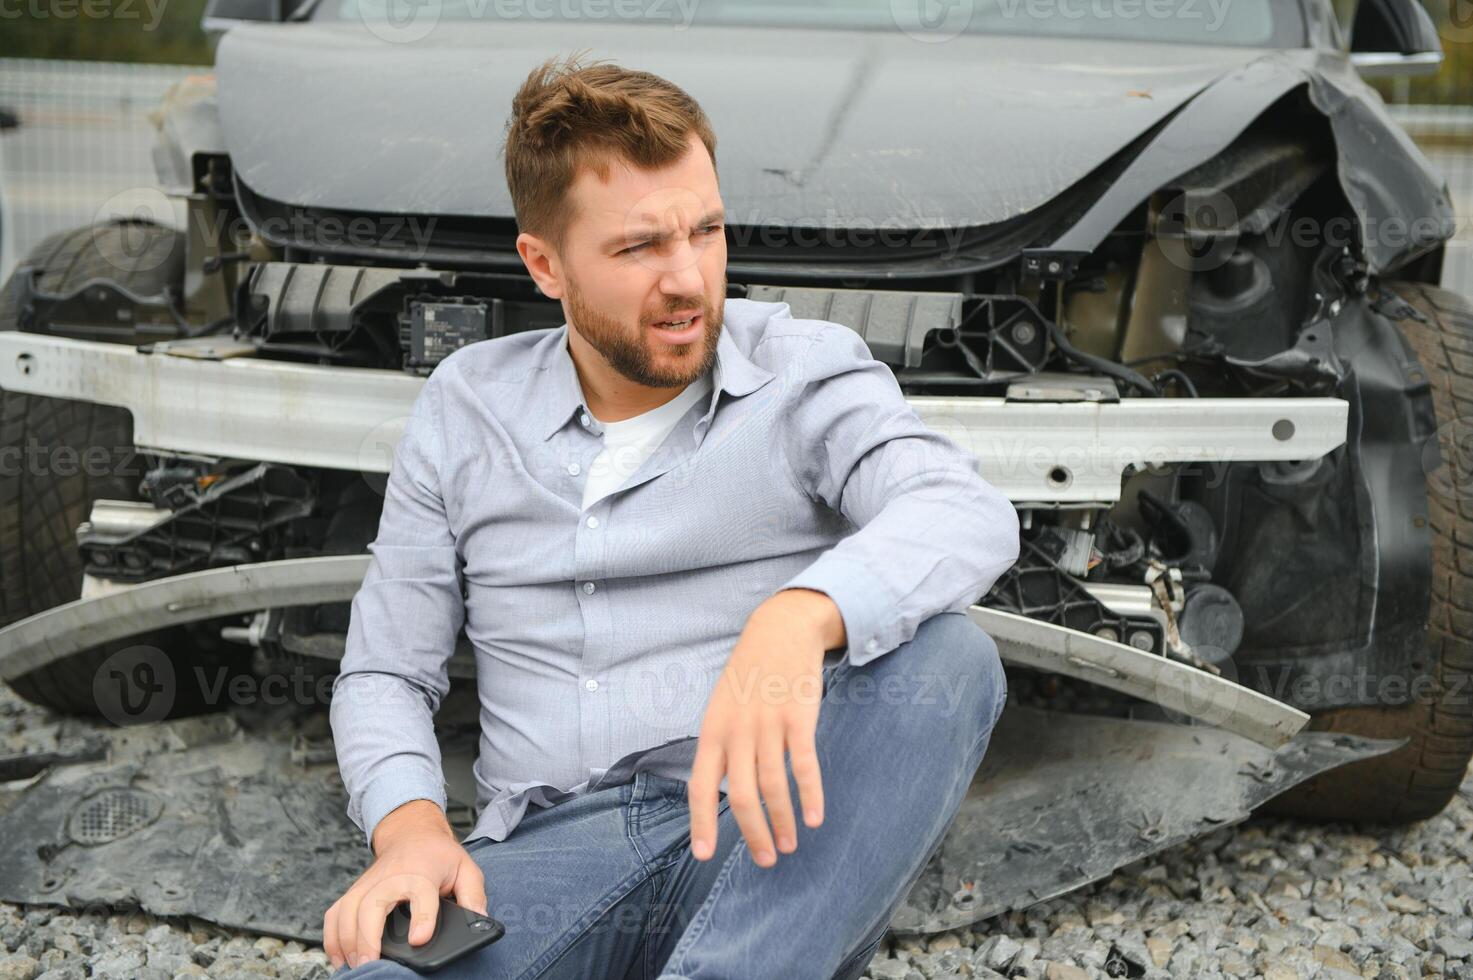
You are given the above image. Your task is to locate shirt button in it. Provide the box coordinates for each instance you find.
[584,678,599,692]
[586,516,599,529]
[580,413,592,427]
[582,581,596,595]
[865,638,880,654]
[568,462,580,476]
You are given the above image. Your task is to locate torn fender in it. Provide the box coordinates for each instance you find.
[1025,49,1455,279]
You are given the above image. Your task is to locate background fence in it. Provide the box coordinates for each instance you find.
[1,54,1472,294]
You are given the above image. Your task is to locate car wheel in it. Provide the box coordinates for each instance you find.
[1262,278,1473,824]
[0,219,252,721]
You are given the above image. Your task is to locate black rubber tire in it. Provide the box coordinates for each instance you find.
[1262,279,1473,824]
[0,220,250,721]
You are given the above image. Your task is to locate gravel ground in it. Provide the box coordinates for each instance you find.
[1,680,1471,980]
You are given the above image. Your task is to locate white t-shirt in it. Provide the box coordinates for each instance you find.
[581,371,714,511]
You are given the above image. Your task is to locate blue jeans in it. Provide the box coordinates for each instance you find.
[332,610,1007,980]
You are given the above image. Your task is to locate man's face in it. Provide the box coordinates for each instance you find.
[549,133,727,389]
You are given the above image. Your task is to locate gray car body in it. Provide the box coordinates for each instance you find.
[159,2,1456,280]
[65,0,1438,944]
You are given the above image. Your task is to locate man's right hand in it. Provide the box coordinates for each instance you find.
[323,800,490,971]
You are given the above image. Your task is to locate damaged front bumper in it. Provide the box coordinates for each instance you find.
[0,675,1400,943]
[0,331,1348,504]
[0,554,1404,940]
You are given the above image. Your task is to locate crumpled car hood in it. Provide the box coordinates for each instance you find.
[215,21,1258,228]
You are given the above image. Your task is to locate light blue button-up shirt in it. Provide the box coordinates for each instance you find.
[330,297,1021,850]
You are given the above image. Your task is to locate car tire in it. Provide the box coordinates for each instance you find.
[1262,278,1473,824]
[0,219,251,721]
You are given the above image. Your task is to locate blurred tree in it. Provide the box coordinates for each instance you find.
[0,0,212,65]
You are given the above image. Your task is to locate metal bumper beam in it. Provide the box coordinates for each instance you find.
[0,556,1305,748]
[0,332,1348,502]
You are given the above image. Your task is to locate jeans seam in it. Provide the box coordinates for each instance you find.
[970,690,1005,761]
[641,864,662,980]
[832,929,887,980]
[517,866,653,980]
[661,825,747,976]
[974,662,1007,755]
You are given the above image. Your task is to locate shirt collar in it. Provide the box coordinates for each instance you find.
[538,311,774,442]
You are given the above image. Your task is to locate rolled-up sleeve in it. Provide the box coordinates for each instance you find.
[330,370,465,850]
[777,323,1020,666]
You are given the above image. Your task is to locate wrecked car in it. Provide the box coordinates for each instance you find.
[0,0,1467,945]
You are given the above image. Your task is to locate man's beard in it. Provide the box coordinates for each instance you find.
[565,276,723,389]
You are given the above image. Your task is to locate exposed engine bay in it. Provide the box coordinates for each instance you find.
[0,25,1457,940]
[15,122,1430,722]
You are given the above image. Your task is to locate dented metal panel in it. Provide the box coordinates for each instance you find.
[0,556,369,682]
[213,23,1244,233]
[889,706,1404,934]
[1024,50,1456,278]
[966,607,1308,749]
[0,554,1308,759]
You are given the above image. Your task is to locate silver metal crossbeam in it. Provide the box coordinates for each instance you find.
[0,333,1348,503]
[0,554,1304,748]
[965,606,1308,748]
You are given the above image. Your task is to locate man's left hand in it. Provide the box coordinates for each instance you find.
[687,588,846,867]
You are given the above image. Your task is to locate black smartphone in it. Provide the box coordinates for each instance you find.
[379,896,506,973]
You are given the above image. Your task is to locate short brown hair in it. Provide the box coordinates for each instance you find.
[502,52,719,254]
